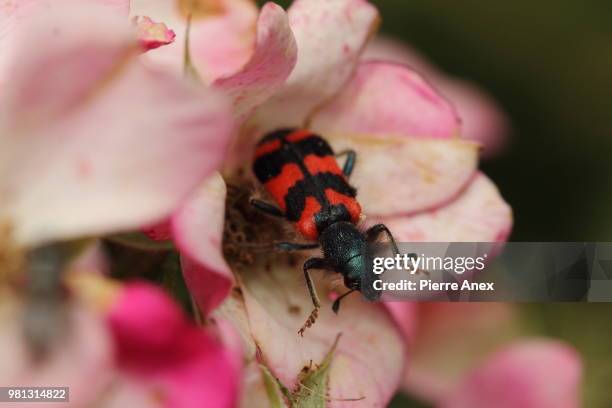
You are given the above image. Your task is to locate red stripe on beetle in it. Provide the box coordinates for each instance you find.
[254,139,282,159]
[297,196,321,240]
[324,188,361,223]
[303,154,344,177]
[263,163,303,210]
[286,129,313,143]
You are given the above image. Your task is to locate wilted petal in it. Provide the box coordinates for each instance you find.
[214,2,297,121]
[312,61,460,139]
[364,37,509,156]
[377,173,512,243]
[442,340,582,408]
[326,133,478,217]
[237,258,404,407]
[171,173,234,316]
[0,297,114,407]
[135,16,176,51]
[253,0,379,130]
[401,303,519,403]
[107,281,242,408]
[0,2,234,247]
[130,0,259,82]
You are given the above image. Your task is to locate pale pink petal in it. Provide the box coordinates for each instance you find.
[326,133,478,217]
[130,0,259,82]
[238,259,405,407]
[312,61,460,139]
[443,340,582,408]
[0,0,129,83]
[107,281,242,408]
[135,16,176,51]
[0,298,114,407]
[383,302,418,341]
[364,37,509,156]
[0,2,234,247]
[97,0,130,15]
[171,173,234,316]
[214,2,297,121]
[402,303,519,403]
[376,173,513,243]
[252,0,379,130]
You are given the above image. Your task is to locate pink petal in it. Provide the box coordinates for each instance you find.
[171,174,234,316]
[364,37,509,156]
[403,303,519,403]
[311,61,460,139]
[237,259,405,407]
[383,302,419,341]
[134,16,176,51]
[376,173,513,243]
[0,0,129,83]
[107,281,242,408]
[326,133,478,217]
[0,2,234,246]
[0,299,114,407]
[443,340,582,408]
[214,2,297,121]
[130,0,259,82]
[97,0,130,15]
[252,0,379,130]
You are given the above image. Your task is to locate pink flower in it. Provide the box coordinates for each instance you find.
[104,281,242,408]
[391,303,583,407]
[0,268,241,408]
[0,0,233,249]
[130,0,515,406]
[364,36,510,157]
[0,6,238,405]
[444,340,582,408]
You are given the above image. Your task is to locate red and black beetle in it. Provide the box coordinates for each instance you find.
[251,128,399,334]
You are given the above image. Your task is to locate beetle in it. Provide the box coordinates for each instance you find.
[251,128,399,335]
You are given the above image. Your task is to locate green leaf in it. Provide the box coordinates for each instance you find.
[260,364,289,408]
[290,334,342,408]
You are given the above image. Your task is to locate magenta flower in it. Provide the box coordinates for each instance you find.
[103,280,241,408]
[0,269,241,408]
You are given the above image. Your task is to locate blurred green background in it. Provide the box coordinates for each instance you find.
[265,0,612,406]
[374,1,612,407]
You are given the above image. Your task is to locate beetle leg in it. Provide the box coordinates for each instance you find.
[249,198,285,218]
[365,223,400,255]
[332,289,356,314]
[336,149,357,178]
[298,257,327,336]
[275,242,320,251]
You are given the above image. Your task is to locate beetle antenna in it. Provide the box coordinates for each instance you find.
[332,290,355,314]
